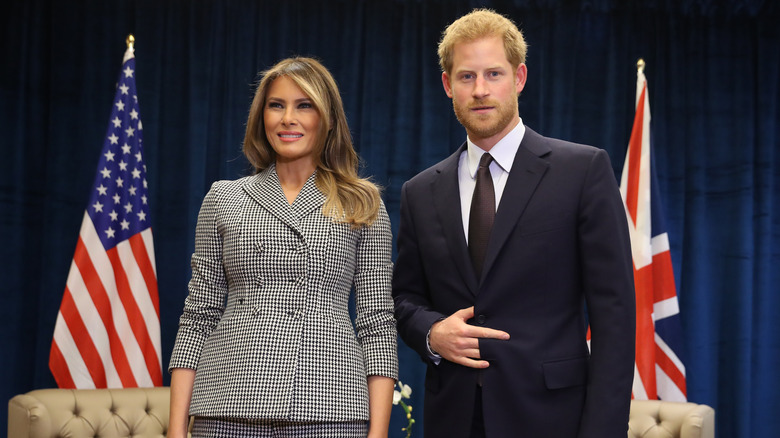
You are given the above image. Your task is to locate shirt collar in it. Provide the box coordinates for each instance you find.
[466,118,525,178]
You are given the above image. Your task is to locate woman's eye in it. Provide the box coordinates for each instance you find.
[299,102,313,109]
[268,102,283,109]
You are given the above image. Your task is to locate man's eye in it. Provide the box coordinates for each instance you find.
[461,74,474,80]
[488,71,500,77]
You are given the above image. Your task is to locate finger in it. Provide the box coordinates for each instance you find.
[459,325,510,340]
[459,348,481,359]
[455,357,490,369]
[480,328,510,340]
[454,306,475,320]
[457,338,481,350]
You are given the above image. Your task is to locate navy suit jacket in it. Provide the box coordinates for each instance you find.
[392,127,636,438]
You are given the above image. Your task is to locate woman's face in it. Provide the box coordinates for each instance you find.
[263,75,321,166]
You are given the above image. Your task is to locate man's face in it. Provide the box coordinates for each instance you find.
[442,36,527,150]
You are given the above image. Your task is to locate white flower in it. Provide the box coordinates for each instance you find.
[393,380,415,437]
[400,382,412,399]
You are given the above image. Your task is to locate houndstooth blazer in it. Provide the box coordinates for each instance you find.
[169,165,398,422]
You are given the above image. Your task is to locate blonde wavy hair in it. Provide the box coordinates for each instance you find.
[438,8,528,75]
[243,57,381,228]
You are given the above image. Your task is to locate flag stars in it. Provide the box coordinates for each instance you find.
[112,117,122,128]
[135,152,142,162]
[115,100,125,111]
[143,179,148,189]
[122,144,131,154]
[100,167,111,178]
[108,133,119,144]
[123,66,134,78]
[96,184,108,196]
[119,160,128,171]
[115,177,124,187]
[109,210,118,221]
[128,186,137,196]
[125,126,135,138]
[119,84,129,95]
[137,211,147,221]
[104,227,116,239]
[124,202,133,214]
[104,150,115,161]
[92,201,104,213]
[141,195,147,205]
[120,219,130,230]
[132,168,141,179]
[130,109,138,120]
[113,193,121,204]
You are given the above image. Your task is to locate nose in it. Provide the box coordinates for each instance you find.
[473,76,489,99]
[281,107,297,125]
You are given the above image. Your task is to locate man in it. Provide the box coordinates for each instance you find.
[392,9,635,438]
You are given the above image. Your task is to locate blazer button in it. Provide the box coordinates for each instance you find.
[477,314,486,325]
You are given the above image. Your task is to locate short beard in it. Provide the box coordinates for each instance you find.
[452,98,517,142]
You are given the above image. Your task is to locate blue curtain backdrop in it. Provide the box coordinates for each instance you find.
[1,0,778,436]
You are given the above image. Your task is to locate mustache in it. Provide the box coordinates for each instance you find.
[467,99,499,109]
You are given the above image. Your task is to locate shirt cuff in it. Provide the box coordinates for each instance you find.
[426,324,442,365]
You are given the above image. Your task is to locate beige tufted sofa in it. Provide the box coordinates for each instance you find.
[8,386,182,438]
[9,386,714,438]
[628,399,715,438]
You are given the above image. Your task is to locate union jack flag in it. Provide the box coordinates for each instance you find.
[619,61,687,401]
[49,40,162,388]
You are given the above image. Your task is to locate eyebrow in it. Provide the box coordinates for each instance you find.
[266,96,312,103]
[455,64,507,72]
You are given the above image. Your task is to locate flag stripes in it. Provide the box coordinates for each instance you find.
[49,42,161,389]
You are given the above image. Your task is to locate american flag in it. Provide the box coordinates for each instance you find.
[619,61,687,401]
[49,42,162,389]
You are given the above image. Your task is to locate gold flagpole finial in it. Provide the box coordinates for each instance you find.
[126,34,135,50]
[637,58,645,74]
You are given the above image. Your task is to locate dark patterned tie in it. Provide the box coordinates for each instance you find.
[468,153,495,277]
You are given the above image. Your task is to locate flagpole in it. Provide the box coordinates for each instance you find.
[126,34,135,49]
[637,58,645,74]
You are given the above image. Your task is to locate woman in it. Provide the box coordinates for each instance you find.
[168,57,398,437]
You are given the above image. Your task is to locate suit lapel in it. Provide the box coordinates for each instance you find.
[432,143,479,294]
[289,172,325,220]
[481,128,551,280]
[242,166,314,236]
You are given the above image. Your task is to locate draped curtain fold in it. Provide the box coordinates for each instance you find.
[1,0,778,436]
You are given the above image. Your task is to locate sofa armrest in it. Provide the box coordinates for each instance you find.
[9,394,52,437]
[629,399,715,438]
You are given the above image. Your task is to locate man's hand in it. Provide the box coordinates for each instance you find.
[429,306,510,368]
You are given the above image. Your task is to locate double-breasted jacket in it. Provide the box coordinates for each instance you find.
[170,166,398,422]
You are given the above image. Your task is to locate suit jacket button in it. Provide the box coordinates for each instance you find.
[477,314,486,325]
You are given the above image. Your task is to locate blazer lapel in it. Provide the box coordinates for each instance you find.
[289,172,325,221]
[481,128,551,280]
[432,143,479,294]
[242,166,305,236]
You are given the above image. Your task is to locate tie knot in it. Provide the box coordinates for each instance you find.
[479,153,493,169]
